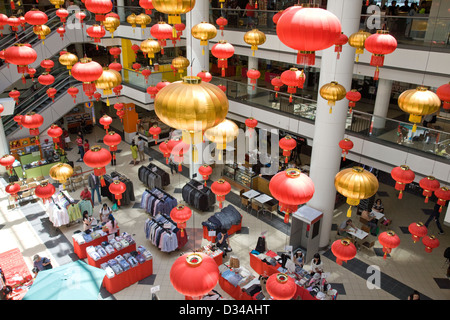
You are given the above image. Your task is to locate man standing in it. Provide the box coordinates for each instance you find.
[137,136,146,163]
[76,135,84,162]
[424,203,445,235]
[88,173,101,206]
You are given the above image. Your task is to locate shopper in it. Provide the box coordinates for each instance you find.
[407,290,421,300]
[243,0,256,28]
[294,250,304,268]
[82,211,94,231]
[33,254,52,271]
[76,135,84,162]
[338,219,356,238]
[130,141,139,166]
[80,186,92,207]
[137,136,146,163]
[310,253,323,276]
[372,199,384,213]
[99,203,113,224]
[104,215,119,236]
[216,229,232,257]
[169,155,178,175]
[361,210,379,236]
[84,139,90,153]
[424,203,445,235]
[88,173,102,206]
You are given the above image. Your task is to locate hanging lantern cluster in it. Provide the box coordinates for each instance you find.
[244,29,266,56]
[378,231,401,260]
[269,168,315,224]
[211,179,231,209]
[109,180,126,206]
[339,138,353,161]
[280,68,305,103]
[335,167,379,217]
[211,40,235,77]
[364,30,398,80]
[170,205,192,237]
[391,165,415,199]
[191,21,217,55]
[198,164,213,186]
[419,176,440,203]
[279,135,297,163]
[320,81,347,114]
[114,103,125,122]
[331,238,357,265]
[83,146,112,187]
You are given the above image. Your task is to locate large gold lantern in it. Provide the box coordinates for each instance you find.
[191,21,217,55]
[33,24,51,44]
[171,56,190,78]
[348,29,371,62]
[126,13,137,32]
[397,86,441,132]
[103,15,120,38]
[94,67,122,106]
[152,0,196,25]
[59,52,78,75]
[135,13,151,34]
[140,38,161,65]
[49,163,73,186]
[335,166,379,217]
[320,81,347,113]
[204,119,239,161]
[244,29,266,56]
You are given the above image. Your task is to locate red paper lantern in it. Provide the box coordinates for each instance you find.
[75,11,87,28]
[339,138,354,161]
[113,103,124,111]
[9,90,20,105]
[21,112,44,137]
[247,68,260,90]
[99,114,113,132]
[131,44,140,58]
[378,230,401,260]
[93,91,101,102]
[216,16,228,36]
[279,135,297,163]
[132,62,141,74]
[5,182,20,201]
[0,155,16,174]
[175,23,186,38]
[47,124,63,149]
[109,180,126,205]
[419,176,440,203]
[83,146,112,186]
[436,82,450,110]
[116,109,125,122]
[345,89,361,113]
[217,84,226,93]
[170,204,192,237]
[276,6,341,65]
[197,70,212,83]
[408,222,428,243]
[103,130,122,161]
[0,14,7,36]
[170,252,219,299]
[56,8,69,23]
[147,86,158,99]
[7,16,21,38]
[0,50,8,68]
[434,186,450,213]
[271,76,283,98]
[211,40,235,77]
[149,124,161,144]
[0,104,3,116]
[159,140,170,164]
[108,62,122,72]
[85,0,113,22]
[156,80,171,92]
[67,87,79,103]
[71,57,103,95]
[364,30,397,80]
[211,179,231,209]
[24,9,48,30]
[198,164,213,186]
[167,138,188,172]
[40,59,54,72]
[56,26,66,40]
[46,87,57,102]
[269,168,315,223]
[14,115,23,128]
[139,0,154,14]
[27,68,36,81]
[34,181,56,203]
[86,24,106,50]
[266,273,297,300]
[272,10,283,25]
[334,32,348,59]
[391,165,415,199]
[422,235,440,253]
[142,68,152,83]
[113,84,122,97]
[38,72,55,86]
[151,21,173,55]
[245,117,258,137]
[109,47,121,60]
[4,44,37,84]
[280,68,304,103]
[331,238,357,265]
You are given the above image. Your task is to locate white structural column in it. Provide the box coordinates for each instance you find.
[117,0,125,21]
[186,0,211,181]
[307,0,362,249]
[372,78,393,130]
[247,56,258,96]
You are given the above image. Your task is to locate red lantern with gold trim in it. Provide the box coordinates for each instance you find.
[345,89,361,114]
[71,57,104,96]
[99,114,113,133]
[159,140,170,164]
[281,68,304,103]
[5,182,20,201]
[271,76,283,98]
[83,146,112,187]
[266,273,297,300]
[67,87,79,103]
[198,164,213,186]
[9,90,20,105]
[170,204,192,237]
[86,24,106,50]
[40,59,54,72]
[339,138,353,161]
[109,180,126,205]
[434,186,450,213]
[47,124,63,149]
[247,68,260,90]
[245,117,258,138]
[436,82,450,110]
[21,112,44,140]
[408,222,427,243]
[139,0,154,14]
[419,176,440,203]
[109,62,122,72]
[211,40,235,77]
[147,86,158,99]
[109,47,121,60]
[0,155,16,174]
[142,68,152,84]
[56,8,69,24]
[85,0,113,22]
[391,165,415,199]
[197,70,212,83]
[334,32,348,59]
[103,131,122,161]
[279,135,297,163]
[34,181,56,204]
[364,30,397,80]
[216,16,228,36]
[149,124,161,145]
[331,238,357,265]
[4,44,37,84]
[38,72,55,86]
[211,179,231,209]
[378,230,401,260]
[422,235,440,253]
[151,21,173,55]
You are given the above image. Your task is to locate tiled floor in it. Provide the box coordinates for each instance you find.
[0,124,449,301]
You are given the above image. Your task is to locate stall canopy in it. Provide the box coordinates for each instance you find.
[23,260,106,300]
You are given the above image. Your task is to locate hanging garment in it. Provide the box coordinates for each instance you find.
[78,199,93,217]
[67,203,82,222]
[182,180,216,211]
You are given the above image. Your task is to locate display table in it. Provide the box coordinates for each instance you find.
[203,221,242,243]
[218,274,254,300]
[0,248,33,287]
[198,245,224,266]
[249,252,280,277]
[73,234,109,260]
[102,259,153,294]
[87,243,137,268]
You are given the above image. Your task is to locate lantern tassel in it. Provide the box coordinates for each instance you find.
[439,206,443,213]
[347,206,352,217]
[425,196,429,203]
[383,252,387,260]
[219,202,223,209]
[284,213,289,224]
[100,176,105,187]
[178,163,182,172]
[106,96,110,106]
[398,190,403,199]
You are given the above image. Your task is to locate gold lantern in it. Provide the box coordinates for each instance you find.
[140,38,161,65]
[397,86,441,132]
[152,0,196,25]
[59,52,78,75]
[244,29,266,56]
[191,21,217,55]
[103,16,120,38]
[335,166,379,217]
[204,119,239,161]
[348,29,371,62]
[320,81,347,113]
[94,67,122,106]
[33,24,51,44]
[49,163,74,187]
[49,0,64,8]
[126,13,137,32]
[135,13,151,35]
[171,56,190,78]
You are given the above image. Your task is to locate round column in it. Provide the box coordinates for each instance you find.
[307,0,362,249]
[117,0,125,21]
[186,0,210,76]
[372,78,393,130]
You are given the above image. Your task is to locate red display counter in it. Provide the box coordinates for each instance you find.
[73,235,109,260]
[249,252,280,277]
[87,243,137,268]
[102,259,153,294]
[218,274,254,300]
[203,221,242,242]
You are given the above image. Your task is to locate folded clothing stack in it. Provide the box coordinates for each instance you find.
[123,253,139,268]
[137,245,153,261]
[122,232,136,245]
[100,263,116,279]
[115,255,131,271]
[72,233,85,245]
[107,258,123,275]
[86,246,101,261]
[110,239,123,251]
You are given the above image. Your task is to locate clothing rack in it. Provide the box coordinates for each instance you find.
[140,188,178,216]
[144,214,187,252]
[138,164,170,190]
[182,180,216,212]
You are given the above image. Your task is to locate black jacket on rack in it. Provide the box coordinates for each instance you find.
[138,164,170,189]
[202,205,242,231]
[182,180,216,211]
